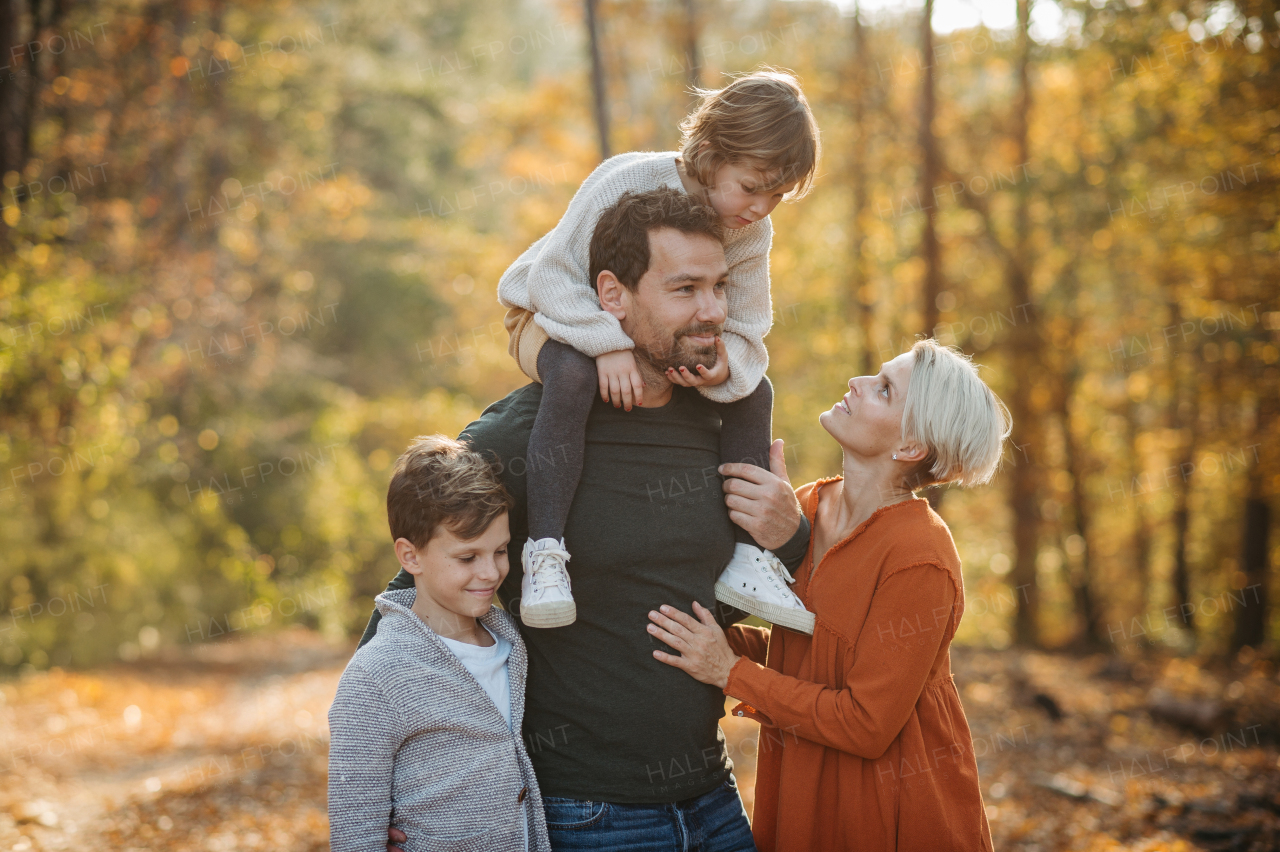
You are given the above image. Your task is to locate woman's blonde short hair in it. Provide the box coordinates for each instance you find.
[678,67,820,200]
[900,339,1012,490]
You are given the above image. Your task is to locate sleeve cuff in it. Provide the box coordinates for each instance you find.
[724,655,755,696]
[724,658,777,727]
[773,514,811,571]
[533,312,634,359]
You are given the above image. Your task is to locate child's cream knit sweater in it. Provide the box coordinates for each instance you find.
[497,151,773,404]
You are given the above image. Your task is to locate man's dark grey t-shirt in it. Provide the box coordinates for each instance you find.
[359,382,809,804]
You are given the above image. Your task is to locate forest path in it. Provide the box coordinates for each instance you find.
[1,631,1276,851]
[0,629,343,851]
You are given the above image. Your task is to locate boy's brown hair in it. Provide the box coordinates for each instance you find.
[386,435,513,549]
[678,67,821,199]
[589,186,724,293]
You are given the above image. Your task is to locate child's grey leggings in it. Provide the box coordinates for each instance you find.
[527,339,772,549]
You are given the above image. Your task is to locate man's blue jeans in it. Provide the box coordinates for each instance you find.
[542,774,757,851]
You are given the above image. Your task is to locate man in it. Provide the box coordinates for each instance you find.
[361,187,807,850]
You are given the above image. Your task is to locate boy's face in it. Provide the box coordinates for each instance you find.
[395,513,511,632]
[704,161,797,230]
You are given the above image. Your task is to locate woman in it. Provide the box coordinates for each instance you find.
[646,339,1009,851]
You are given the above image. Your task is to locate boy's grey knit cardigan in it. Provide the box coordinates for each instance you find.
[327,588,551,852]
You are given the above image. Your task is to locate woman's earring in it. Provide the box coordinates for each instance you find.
[893,454,898,460]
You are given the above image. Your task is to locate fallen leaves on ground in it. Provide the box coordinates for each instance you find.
[0,631,1277,850]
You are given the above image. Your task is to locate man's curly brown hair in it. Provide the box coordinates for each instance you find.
[588,186,725,293]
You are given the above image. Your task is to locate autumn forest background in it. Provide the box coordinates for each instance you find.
[0,0,1278,847]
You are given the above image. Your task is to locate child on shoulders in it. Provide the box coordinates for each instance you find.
[499,68,822,635]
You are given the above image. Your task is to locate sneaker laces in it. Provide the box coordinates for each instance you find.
[756,551,796,585]
[528,544,572,592]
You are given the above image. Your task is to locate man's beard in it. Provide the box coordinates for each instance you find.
[632,317,722,374]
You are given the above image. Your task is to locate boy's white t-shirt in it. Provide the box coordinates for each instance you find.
[439,624,513,727]
[438,623,528,851]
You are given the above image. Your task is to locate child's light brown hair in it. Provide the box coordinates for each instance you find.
[386,435,512,549]
[678,67,821,199]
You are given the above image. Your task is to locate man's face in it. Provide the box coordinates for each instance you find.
[619,227,729,373]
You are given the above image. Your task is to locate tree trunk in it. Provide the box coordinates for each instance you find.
[1008,402,1039,648]
[0,0,33,184]
[1060,368,1102,645]
[585,0,610,160]
[18,0,48,176]
[917,0,946,513]
[1232,478,1270,651]
[918,0,941,339]
[167,0,195,248]
[48,0,70,182]
[850,5,874,375]
[1232,362,1274,651]
[682,0,699,91]
[1167,335,1197,635]
[1007,0,1040,647]
[1121,398,1152,635]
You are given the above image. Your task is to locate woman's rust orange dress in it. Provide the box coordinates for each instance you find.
[724,478,993,852]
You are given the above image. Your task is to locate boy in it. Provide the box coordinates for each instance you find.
[327,435,550,852]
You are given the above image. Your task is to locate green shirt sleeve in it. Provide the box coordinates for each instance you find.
[775,514,811,572]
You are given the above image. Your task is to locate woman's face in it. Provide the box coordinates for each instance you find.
[819,352,915,461]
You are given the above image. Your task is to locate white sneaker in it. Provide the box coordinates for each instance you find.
[714,543,815,634]
[519,538,577,628]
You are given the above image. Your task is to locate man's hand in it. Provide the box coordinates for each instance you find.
[597,349,644,410]
[388,827,407,852]
[666,337,729,388]
[720,439,802,551]
[647,602,740,689]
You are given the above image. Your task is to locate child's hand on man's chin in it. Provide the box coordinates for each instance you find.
[666,336,729,388]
